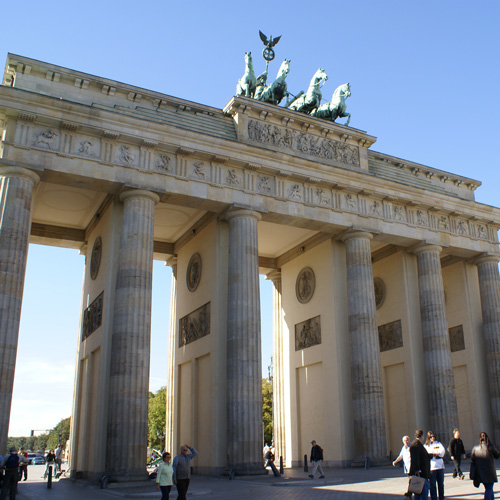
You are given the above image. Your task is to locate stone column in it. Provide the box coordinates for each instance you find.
[342,230,387,462]
[266,270,286,465]
[476,255,500,443]
[413,244,458,441]
[0,166,39,454]
[106,189,159,481]
[226,208,264,473]
[165,257,177,456]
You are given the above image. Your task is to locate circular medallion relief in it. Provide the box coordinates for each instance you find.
[296,267,315,304]
[373,277,386,309]
[90,237,102,280]
[186,253,202,292]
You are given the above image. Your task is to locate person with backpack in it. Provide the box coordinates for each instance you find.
[1,446,20,500]
[308,440,325,479]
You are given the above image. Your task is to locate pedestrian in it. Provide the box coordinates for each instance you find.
[471,431,500,500]
[308,440,325,479]
[156,452,173,500]
[172,444,197,500]
[1,446,20,500]
[17,449,28,482]
[264,446,280,477]
[425,431,446,500]
[263,442,270,462]
[409,429,431,500]
[54,444,63,476]
[449,428,466,480]
[43,450,56,479]
[393,435,411,474]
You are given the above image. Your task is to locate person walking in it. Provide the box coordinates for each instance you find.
[409,429,431,500]
[54,444,63,477]
[425,431,446,500]
[308,440,325,479]
[17,449,28,482]
[1,447,20,500]
[43,450,56,479]
[449,428,466,480]
[393,435,411,474]
[156,452,173,500]
[172,444,197,500]
[471,431,500,500]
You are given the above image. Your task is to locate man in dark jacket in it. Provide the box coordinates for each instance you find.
[409,429,431,500]
[308,440,325,479]
[449,428,466,479]
[471,431,500,499]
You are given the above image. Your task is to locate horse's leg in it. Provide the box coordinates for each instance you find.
[343,113,351,126]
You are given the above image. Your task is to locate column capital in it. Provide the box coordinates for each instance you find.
[411,242,443,256]
[474,253,500,266]
[224,206,262,223]
[0,166,40,185]
[266,270,281,283]
[340,229,373,243]
[119,189,160,204]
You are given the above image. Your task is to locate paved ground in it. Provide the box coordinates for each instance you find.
[9,462,500,499]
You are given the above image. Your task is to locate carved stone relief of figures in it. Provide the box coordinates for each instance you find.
[186,252,202,292]
[438,215,449,230]
[178,302,211,347]
[79,140,96,157]
[288,184,302,200]
[344,193,357,211]
[416,210,428,226]
[118,145,135,164]
[316,188,330,206]
[373,277,386,310]
[296,267,315,304]
[393,205,405,221]
[82,291,104,342]
[157,154,171,171]
[193,162,205,179]
[456,220,468,235]
[295,315,321,351]
[370,200,382,217]
[378,319,403,352]
[258,175,272,194]
[477,224,488,239]
[247,120,360,167]
[226,168,240,185]
[34,129,58,150]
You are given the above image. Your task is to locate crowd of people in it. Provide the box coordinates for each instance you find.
[392,428,499,500]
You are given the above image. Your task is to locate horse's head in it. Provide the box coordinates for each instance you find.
[332,83,351,99]
[244,52,253,65]
[277,59,291,77]
[313,68,328,85]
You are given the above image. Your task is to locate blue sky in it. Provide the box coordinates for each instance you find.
[2,0,499,436]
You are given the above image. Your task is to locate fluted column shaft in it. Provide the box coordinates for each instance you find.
[476,255,500,442]
[267,270,286,465]
[342,231,387,461]
[226,208,263,472]
[165,258,177,455]
[0,167,39,454]
[106,189,159,480]
[414,244,457,440]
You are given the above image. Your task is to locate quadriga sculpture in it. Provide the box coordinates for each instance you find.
[257,59,291,106]
[310,82,351,126]
[236,52,257,98]
[286,68,328,114]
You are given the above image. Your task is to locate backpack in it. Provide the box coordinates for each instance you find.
[4,454,19,470]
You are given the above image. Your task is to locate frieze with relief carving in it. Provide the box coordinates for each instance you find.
[295,315,321,351]
[247,119,360,167]
[179,302,210,347]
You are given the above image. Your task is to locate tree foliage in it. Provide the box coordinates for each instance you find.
[148,387,166,451]
[262,378,273,445]
[7,417,70,453]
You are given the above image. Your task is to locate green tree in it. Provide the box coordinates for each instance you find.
[262,378,273,446]
[148,387,166,451]
[46,417,71,449]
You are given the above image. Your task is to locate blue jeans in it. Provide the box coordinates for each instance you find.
[484,482,494,500]
[430,468,445,500]
[414,478,430,500]
[159,485,171,500]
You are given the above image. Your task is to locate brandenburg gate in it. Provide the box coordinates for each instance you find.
[1,53,500,480]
